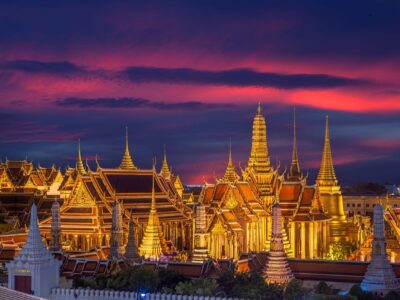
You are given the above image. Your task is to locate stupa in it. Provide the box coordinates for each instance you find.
[360,204,400,295]
[7,204,61,298]
[263,202,293,284]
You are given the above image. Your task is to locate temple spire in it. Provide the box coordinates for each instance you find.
[119,126,137,170]
[263,202,293,284]
[75,139,87,175]
[138,161,168,259]
[124,213,140,264]
[49,201,61,251]
[160,145,171,179]
[361,204,400,294]
[222,140,239,182]
[316,116,337,186]
[247,103,271,171]
[288,107,302,181]
[109,200,124,260]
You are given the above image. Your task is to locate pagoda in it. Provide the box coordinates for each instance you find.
[124,214,141,264]
[109,200,124,260]
[243,103,279,206]
[49,201,61,251]
[316,116,349,241]
[192,202,209,263]
[263,202,293,285]
[7,204,60,298]
[138,164,168,259]
[361,204,400,295]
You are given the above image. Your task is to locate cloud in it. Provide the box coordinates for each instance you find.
[0,60,367,90]
[121,66,366,89]
[1,60,85,74]
[54,97,233,111]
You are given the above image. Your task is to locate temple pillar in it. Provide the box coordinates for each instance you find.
[309,222,314,259]
[300,222,306,259]
[313,222,318,257]
[323,222,328,256]
[290,222,295,257]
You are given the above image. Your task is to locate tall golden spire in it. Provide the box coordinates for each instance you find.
[75,139,87,175]
[248,103,271,172]
[160,145,171,179]
[316,116,338,186]
[288,107,302,181]
[138,162,168,259]
[222,140,239,182]
[119,126,137,170]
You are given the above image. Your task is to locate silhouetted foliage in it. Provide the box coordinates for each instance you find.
[314,281,334,295]
[284,278,307,300]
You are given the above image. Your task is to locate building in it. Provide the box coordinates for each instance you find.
[7,204,60,298]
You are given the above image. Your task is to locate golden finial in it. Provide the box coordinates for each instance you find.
[222,139,239,183]
[258,102,262,114]
[119,126,137,170]
[161,145,171,178]
[75,139,87,175]
[95,154,101,171]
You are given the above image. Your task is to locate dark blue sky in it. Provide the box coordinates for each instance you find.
[0,1,399,184]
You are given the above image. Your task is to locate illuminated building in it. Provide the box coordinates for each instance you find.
[124,214,140,264]
[6,204,60,298]
[316,116,359,242]
[38,131,193,253]
[0,105,370,262]
[263,202,293,284]
[138,165,169,259]
[361,204,400,295]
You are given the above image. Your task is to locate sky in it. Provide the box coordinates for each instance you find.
[0,0,399,185]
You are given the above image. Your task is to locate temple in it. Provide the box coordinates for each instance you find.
[0,105,373,270]
[360,204,400,295]
[6,204,60,298]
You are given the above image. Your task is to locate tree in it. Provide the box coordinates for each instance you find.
[314,281,333,295]
[326,239,357,260]
[175,278,219,296]
[384,290,400,300]
[284,278,307,300]
[107,266,160,293]
[158,268,188,291]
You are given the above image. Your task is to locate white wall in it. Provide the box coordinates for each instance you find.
[50,288,241,300]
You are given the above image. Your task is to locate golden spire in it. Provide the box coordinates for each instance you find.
[222,140,239,182]
[288,107,302,181]
[138,161,168,259]
[316,115,338,186]
[248,103,271,172]
[160,145,171,179]
[119,126,137,170]
[75,139,87,175]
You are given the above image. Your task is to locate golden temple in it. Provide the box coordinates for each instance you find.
[0,104,379,263]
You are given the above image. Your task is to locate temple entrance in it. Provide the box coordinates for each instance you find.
[15,275,31,294]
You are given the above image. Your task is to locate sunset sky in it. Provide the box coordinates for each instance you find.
[0,1,399,184]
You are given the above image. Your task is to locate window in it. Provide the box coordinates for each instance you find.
[357,204,361,207]
[366,204,369,208]
[347,204,350,207]
[352,204,356,207]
